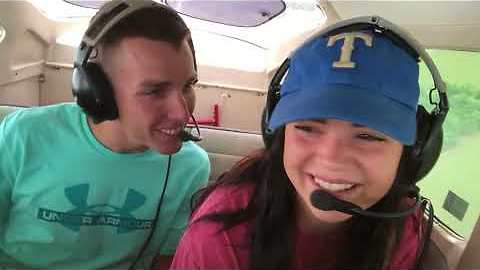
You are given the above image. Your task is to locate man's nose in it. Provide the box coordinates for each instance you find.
[166,91,189,120]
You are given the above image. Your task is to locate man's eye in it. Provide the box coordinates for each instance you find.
[183,84,194,94]
[184,79,198,92]
[357,133,386,142]
[143,89,166,97]
[145,90,157,95]
[141,88,158,95]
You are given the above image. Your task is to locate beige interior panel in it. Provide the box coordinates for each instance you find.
[456,217,480,269]
[0,78,40,106]
[196,126,264,182]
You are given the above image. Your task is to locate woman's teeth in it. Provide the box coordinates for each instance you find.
[314,177,354,192]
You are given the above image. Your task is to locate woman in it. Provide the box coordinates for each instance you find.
[170,17,443,270]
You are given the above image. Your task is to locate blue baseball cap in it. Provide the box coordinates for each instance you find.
[268,31,420,145]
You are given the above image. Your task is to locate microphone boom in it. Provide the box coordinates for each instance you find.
[310,189,420,219]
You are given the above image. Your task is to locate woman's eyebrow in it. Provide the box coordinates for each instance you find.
[310,119,326,124]
[307,120,366,128]
[352,123,366,128]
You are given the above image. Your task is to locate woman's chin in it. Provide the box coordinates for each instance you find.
[298,206,352,233]
[312,206,352,224]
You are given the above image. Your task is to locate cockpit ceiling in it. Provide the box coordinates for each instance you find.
[327,1,480,51]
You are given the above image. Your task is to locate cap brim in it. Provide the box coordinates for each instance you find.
[268,84,416,145]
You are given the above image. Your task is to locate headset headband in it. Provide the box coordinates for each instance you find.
[75,0,163,67]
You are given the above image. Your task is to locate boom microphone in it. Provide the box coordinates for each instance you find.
[310,190,420,219]
[310,190,359,215]
[181,112,202,142]
[180,129,202,142]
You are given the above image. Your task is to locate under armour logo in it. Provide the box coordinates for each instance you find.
[38,184,152,233]
[327,32,373,68]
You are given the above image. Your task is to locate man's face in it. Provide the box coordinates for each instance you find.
[102,37,197,154]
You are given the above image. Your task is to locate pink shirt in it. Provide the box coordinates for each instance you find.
[170,184,420,270]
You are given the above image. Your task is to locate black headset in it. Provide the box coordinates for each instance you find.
[71,0,195,124]
[262,16,449,185]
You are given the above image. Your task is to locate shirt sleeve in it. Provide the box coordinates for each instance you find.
[169,185,252,270]
[158,153,210,255]
[387,210,422,270]
[168,230,200,270]
[0,117,14,224]
[169,192,228,270]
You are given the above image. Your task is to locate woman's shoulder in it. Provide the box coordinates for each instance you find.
[388,207,424,269]
[191,182,255,222]
[172,183,253,270]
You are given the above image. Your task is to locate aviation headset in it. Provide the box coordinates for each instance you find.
[262,16,449,185]
[72,0,196,123]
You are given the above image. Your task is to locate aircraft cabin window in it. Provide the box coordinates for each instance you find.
[63,0,108,9]
[417,49,480,240]
[0,23,6,44]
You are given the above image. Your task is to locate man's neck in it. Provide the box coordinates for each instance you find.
[87,117,148,153]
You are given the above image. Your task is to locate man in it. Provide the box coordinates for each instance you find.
[0,0,210,269]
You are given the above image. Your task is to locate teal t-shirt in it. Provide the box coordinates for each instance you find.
[0,103,210,269]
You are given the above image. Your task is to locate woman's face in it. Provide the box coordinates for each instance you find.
[283,119,403,230]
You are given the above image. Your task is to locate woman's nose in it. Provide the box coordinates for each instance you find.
[313,133,349,165]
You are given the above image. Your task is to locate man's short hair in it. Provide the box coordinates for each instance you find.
[98,6,195,58]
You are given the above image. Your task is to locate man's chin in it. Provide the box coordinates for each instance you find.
[152,142,183,155]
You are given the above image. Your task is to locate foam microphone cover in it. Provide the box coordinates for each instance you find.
[310,190,338,211]
[310,190,359,213]
[180,129,202,142]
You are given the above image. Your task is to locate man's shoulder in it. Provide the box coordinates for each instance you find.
[174,142,211,182]
[176,141,210,163]
[3,103,80,126]
[1,103,81,137]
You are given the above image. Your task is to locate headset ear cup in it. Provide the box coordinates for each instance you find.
[261,58,289,149]
[408,105,444,183]
[72,65,89,100]
[415,105,444,181]
[417,127,443,180]
[261,107,274,148]
[72,62,118,123]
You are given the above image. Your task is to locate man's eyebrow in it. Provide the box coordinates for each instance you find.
[139,80,171,88]
[140,76,198,88]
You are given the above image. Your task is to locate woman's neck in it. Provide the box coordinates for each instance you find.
[295,196,349,234]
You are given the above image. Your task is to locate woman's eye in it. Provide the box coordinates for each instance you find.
[357,133,386,142]
[294,125,314,133]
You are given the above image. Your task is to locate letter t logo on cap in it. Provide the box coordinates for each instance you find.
[327,32,373,68]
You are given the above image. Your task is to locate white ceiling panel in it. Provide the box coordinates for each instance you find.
[328,1,480,51]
